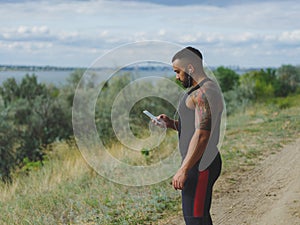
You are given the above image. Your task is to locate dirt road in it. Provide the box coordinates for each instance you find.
[162,138,300,225]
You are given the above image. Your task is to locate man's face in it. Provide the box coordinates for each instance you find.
[172,59,192,88]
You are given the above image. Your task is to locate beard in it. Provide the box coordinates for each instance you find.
[182,72,193,88]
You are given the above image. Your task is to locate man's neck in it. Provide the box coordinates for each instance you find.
[191,73,208,87]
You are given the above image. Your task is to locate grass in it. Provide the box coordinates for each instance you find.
[0,95,300,224]
[0,141,182,224]
[221,95,300,175]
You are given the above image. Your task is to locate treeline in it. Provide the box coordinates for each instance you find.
[214,65,300,114]
[0,65,299,182]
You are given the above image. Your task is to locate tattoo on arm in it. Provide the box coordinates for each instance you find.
[194,90,211,130]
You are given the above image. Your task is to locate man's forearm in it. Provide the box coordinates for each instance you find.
[173,120,179,131]
[170,120,179,131]
[179,129,210,172]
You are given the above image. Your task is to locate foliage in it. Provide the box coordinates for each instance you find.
[276,65,300,96]
[95,72,177,146]
[1,64,300,181]
[64,69,85,107]
[0,108,16,182]
[0,74,72,181]
[239,68,278,100]
[214,66,239,92]
[218,65,300,115]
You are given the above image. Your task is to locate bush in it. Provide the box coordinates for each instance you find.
[276,65,300,96]
[214,66,239,92]
[95,72,177,145]
[0,74,73,181]
[0,109,16,182]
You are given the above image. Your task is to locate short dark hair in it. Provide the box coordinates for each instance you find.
[172,46,203,63]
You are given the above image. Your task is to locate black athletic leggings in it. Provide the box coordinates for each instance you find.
[181,152,222,225]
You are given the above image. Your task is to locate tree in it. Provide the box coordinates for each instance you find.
[14,92,72,163]
[238,69,280,100]
[276,65,300,96]
[66,69,85,89]
[214,66,239,92]
[0,74,73,179]
[0,109,16,182]
[0,78,20,107]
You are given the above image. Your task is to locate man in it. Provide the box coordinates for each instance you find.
[155,47,223,225]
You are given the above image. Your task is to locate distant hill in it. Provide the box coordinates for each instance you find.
[0,64,272,75]
[0,65,83,72]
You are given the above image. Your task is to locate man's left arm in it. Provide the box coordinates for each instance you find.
[172,90,211,190]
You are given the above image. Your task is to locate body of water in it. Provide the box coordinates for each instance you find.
[0,68,175,86]
[0,70,74,86]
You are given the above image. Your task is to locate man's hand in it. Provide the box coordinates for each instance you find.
[172,168,188,190]
[153,114,178,130]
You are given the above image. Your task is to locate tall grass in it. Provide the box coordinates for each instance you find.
[0,140,181,224]
[2,142,88,199]
[0,95,300,224]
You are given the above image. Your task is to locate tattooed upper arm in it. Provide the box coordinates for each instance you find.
[194,89,211,131]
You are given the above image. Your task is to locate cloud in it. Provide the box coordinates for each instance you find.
[0,40,52,54]
[17,25,50,35]
[116,0,285,7]
[0,0,299,67]
[1,26,51,42]
[278,30,300,45]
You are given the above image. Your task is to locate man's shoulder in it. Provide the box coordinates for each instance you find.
[191,80,223,107]
[203,80,223,96]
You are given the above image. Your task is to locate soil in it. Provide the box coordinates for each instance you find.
[160,138,300,225]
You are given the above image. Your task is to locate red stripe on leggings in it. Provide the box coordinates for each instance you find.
[193,170,209,217]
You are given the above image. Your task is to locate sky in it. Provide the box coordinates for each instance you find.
[0,0,299,68]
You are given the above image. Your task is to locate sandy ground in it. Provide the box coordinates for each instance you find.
[161,138,300,225]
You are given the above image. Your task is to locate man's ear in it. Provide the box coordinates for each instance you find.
[187,64,194,74]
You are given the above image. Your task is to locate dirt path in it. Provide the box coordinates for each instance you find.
[161,138,300,225]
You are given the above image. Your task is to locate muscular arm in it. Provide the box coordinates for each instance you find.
[179,129,210,172]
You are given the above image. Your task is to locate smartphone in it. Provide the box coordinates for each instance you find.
[143,110,161,124]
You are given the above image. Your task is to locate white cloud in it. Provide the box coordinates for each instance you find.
[0,40,53,52]
[16,25,49,35]
[0,0,299,67]
[278,30,300,44]
[1,26,52,42]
